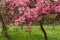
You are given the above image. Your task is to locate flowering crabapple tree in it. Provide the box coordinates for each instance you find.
[0,0,60,40]
[48,0,60,28]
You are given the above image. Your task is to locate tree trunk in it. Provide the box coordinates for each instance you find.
[0,14,12,40]
[39,16,47,40]
[20,25,23,30]
[52,20,54,29]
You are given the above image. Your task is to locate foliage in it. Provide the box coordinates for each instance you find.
[0,0,60,30]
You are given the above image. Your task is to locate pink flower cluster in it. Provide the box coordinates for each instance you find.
[1,0,60,28]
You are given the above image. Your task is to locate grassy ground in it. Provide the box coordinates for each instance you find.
[0,25,60,40]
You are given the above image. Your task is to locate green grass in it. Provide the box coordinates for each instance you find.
[0,25,60,40]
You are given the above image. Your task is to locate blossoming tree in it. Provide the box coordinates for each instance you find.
[0,0,60,40]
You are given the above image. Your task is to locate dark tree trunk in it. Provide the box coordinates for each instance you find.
[39,16,47,40]
[20,25,23,30]
[0,14,12,40]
